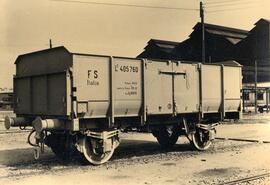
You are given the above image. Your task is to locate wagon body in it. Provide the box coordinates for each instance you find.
[14,47,241,125]
[7,46,242,165]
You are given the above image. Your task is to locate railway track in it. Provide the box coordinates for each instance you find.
[216,137,270,144]
[217,173,270,185]
[0,130,30,135]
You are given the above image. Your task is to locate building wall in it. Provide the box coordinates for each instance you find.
[138,19,270,83]
[235,20,270,83]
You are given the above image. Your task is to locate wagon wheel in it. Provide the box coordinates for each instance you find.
[152,126,179,148]
[50,144,70,160]
[81,136,114,165]
[191,128,212,151]
[46,133,78,161]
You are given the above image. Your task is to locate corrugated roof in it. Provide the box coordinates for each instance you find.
[224,37,242,44]
[149,39,179,46]
[206,29,247,39]
[194,22,249,35]
[192,22,249,44]
[156,43,177,49]
[255,18,270,26]
[147,39,179,51]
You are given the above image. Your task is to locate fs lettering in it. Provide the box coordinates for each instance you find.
[88,70,98,79]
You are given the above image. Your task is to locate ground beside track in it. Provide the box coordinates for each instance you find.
[0,112,269,185]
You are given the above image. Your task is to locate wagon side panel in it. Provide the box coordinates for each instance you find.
[14,73,68,116]
[201,65,222,113]
[174,63,199,113]
[145,61,173,115]
[47,73,69,115]
[224,66,242,112]
[113,58,142,117]
[73,55,110,118]
[14,77,31,114]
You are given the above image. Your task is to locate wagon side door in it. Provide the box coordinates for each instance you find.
[145,61,173,115]
[173,62,199,113]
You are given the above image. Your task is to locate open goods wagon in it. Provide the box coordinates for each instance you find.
[5,47,242,164]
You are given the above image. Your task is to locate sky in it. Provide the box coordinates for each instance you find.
[1,0,270,88]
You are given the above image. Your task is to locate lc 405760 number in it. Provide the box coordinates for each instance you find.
[116,65,139,73]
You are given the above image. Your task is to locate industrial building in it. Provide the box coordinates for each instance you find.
[137,39,179,60]
[138,19,270,84]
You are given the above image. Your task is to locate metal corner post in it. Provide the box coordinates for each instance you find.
[198,63,203,120]
[200,1,205,63]
[221,65,225,119]
[141,59,147,125]
[109,56,115,127]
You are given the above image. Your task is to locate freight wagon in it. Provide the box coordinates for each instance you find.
[0,91,13,110]
[5,47,242,165]
[242,87,270,113]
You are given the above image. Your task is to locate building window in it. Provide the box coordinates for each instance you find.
[243,92,249,100]
[257,92,264,100]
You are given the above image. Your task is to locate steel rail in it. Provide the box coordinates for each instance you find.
[0,130,30,135]
[215,137,270,144]
[216,173,270,185]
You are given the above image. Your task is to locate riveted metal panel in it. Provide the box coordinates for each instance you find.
[201,65,222,112]
[145,60,173,115]
[14,77,31,114]
[73,54,110,118]
[32,76,47,114]
[113,57,142,117]
[224,66,242,111]
[47,73,68,115]
[174,63,199,113]
[14,73,67,116]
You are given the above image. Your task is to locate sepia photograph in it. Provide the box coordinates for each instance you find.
[0,0,270,184]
